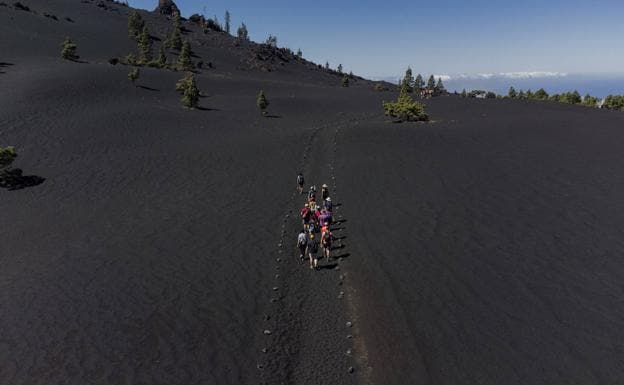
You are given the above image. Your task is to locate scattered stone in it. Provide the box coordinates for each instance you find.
[346,349,352,355]
[263,329,272,335]
[257,363,264,369]
[261,348,268,353]
[275,274,280,279]
[264,314,270,321]
[348,366,355,374]
[272,287,279,291]
[270,298,277,303]
[346,334,352,339]
[276,258,281,262]
[346,321,352,328]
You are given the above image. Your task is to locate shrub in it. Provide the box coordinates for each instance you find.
[534,88,549,100]
[137,26,152,63]
[603,95,624,111]
[485,91,497,99]
[374,84,389,92]
[342,76,349,87]
[128,10,144,39]
[0,146,17,172]
[61,37,78,60]
[383,88,429,122]
[124,53,138,65]
[257,90,269,115]
[181,74,199,108]
[508,86,517,98]
[582,94,598,107]
[237,23,249,40]
[265,35,277,48]
[128,68,139,84]
[177,41,193,70]
[157,46,167,67]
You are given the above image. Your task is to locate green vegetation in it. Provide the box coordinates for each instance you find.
[337,64,343,74]
[265,35,278,48]
[602,95,624,111]
[401,66,414,93]
[165,10,183,50]
[177,40,193,70]
[0,146,17,173]
[137,26,152,63]
[61,37,78,60]
[176,72,199,108]
[128,10,144,39]
[435,77,446,95]
[383,88,429,122]
[582,94,599,107]
[414,74,424,93]
[426,75,436,91]
[157,46,167,68]
[461,89,467,97]
[257,90,269,115]
[374,83,389,92]
[224,10,231,34]
[128,68,140,84]
[325,61,330,70]
[237,23,249,40]
[342,75,349,87]
[508,86,517,98]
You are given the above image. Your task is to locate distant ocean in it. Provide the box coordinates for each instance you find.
[375,73,624,99]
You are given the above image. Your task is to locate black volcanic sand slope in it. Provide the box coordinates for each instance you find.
[336,97,624,384]
[0,2,385,384]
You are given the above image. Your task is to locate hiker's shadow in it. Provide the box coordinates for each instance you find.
[0,169,45,190]
[317,263,338,270]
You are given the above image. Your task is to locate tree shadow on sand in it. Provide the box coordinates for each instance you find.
[0,169,45,190]
[138,85,159,92]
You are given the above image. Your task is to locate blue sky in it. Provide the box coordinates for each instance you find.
[127,1,624,80]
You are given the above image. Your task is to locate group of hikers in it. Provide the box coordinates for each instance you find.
[295,173,335,270]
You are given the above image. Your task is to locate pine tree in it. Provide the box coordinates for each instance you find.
[166,10,183,50]
[508,86,517,98]
[177,41,193,70]
[265,35,277,48]
[349,71,354,79]
[237,23,249,40]
[257,90,269,115]
[128,10,144,39]
[461,89,467,97]
[518,90,526,99]
[402,66,414,92]
[435,77,446,95]
[137,26,152,63]
[526,89,534,99]
[337,64,343,74]
[157,46,167,68]
[342,75,349,87]
[427,75,436,90]
[128,68,140,84]
[61,37,78,60]
[182,73,200,108]
[224,10,231,34]
[325,61,330,70]
[414,74,424,92]
[296,49,302,58]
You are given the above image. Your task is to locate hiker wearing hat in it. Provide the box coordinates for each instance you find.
[324,197,333,212]
[296,172,305,194]
[307,233,319,269]
[308,185,316,202]
[296,229,308,260]
[321,184,330,201]
[300,203,311,231]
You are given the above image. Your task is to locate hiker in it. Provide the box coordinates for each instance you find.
[297,172,305,194]
[309,200,318,212]
[296,229,308,260]
[307,233,319,269]
[313,207,322,228]
[300,203,311,231]
[308,185,316,202]
[319,208,331,228]
[308,217,316,235]
[321,184,330,201]
[321,230,332,260]
[324,197,333,212]
[321,221,330,237]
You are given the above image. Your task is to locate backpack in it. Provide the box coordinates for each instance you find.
[298,234,307,247]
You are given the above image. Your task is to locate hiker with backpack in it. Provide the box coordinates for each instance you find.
[321,184,330,201]
[296,229,308,260]
[297,172,305,194]
[307,233,319,269]
[300,203,312,231]
[308,185,316,202]
[321,230,333,261]
[324,197,333,212]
